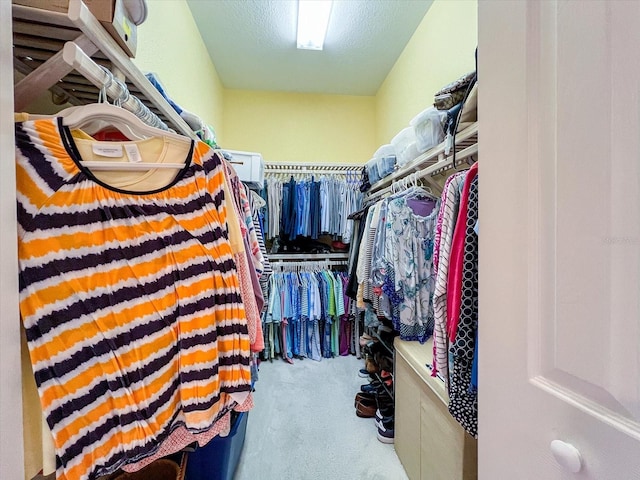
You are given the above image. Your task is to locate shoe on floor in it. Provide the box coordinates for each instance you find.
[376,417,395,444]
[359,333,374,347]
[358,368,370,378]
[355,397,377,418]
[366,357,379,374]
[356,404,377,418]
[377,428,395,444]
[376,404,394,421]
[354,392,375,408]
[375,414,394,429]
[360,381,382,393]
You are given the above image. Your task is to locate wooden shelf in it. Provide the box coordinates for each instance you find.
[394,337,448,406]
[367,122,478,197]
[11,0,196,139]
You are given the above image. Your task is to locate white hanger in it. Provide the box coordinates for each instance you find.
[60,103,192,171]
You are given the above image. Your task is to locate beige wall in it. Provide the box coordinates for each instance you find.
[135,0,225,139]
[223,89,376,164]
[376,0,477,146]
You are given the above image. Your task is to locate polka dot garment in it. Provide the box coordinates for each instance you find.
[448,176,478,438]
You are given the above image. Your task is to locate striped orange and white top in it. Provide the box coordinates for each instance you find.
[15,118,252,480]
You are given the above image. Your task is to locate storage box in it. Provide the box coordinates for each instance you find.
[12,0,137,57]
[391,127,420,166]
[185,412,249,480]
[372,144,397,180]
[365,157,380,185]
[410,107,446,154]
[225,150,264,190]
[376,155,396,180]
[96,0,137,57]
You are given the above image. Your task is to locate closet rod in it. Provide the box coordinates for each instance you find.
[266,169,360,177]
[271,260,348,268]
[266,161,361,169]
[61,41,174,135]
[269,253,349,261]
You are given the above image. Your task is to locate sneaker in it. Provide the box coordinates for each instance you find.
[360,381,382,393]
[375,404,394,421]
[375,413,394,429]
[358,368,370,378]
[376,417,395,444]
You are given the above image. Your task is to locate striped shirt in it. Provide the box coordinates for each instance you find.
[15,118,252,480]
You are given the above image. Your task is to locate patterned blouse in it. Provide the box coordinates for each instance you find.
[383,194,439,343]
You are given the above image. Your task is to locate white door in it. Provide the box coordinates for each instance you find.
[479,1,640,478]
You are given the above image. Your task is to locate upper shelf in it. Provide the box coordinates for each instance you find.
[367,122,478,195]
[11,0,197,139]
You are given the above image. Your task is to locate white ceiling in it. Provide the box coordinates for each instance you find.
[185,0,434,96]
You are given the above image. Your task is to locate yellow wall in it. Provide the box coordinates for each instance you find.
[135,0,225,139]
[133,0,477,163]
[376,0,477,146]
[222,90,376,164]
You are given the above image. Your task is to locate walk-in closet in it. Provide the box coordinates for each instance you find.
[4,1,640,480]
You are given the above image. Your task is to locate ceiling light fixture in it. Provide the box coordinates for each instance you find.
[296,0,333,51]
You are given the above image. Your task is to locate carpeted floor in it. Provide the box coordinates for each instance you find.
[234,355,409,480]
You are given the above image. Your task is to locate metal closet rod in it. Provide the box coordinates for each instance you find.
[265,162,362,176]
[266,161,362,169]
[268,253,349,260]
[270,260,349,270]
[61,41,171,132]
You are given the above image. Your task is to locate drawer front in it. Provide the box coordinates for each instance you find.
[395,356,422,480]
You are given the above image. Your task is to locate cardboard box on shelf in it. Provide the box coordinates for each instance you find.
[12,0,137,57]
[100,0,137,57]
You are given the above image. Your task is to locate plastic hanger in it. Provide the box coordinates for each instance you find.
[60,103,191,171]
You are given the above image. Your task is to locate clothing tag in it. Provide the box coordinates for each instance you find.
[124,144,142,163]
[92,143,123,158]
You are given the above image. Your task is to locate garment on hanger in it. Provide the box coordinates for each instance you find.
[263,174,363,244]
[15,117,253,480]
[262,266,351,362]
[355,185,440,342]
[447,175,479,438]
[384,192,439,342]
[221,163,264,354]
[431,170,467,384]
[447,162,478,343]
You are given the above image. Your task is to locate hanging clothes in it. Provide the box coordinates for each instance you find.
[352,159,479,437]
[263,174,363,244]
[262,265,351,362]
[353,186,440,343]
[15,117,253,480]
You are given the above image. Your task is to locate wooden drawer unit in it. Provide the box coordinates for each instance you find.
[394,338,477,480]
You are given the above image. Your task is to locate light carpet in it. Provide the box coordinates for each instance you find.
[234,355,409,480]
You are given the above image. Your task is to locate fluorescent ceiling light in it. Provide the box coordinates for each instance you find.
[297,0,333,50]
